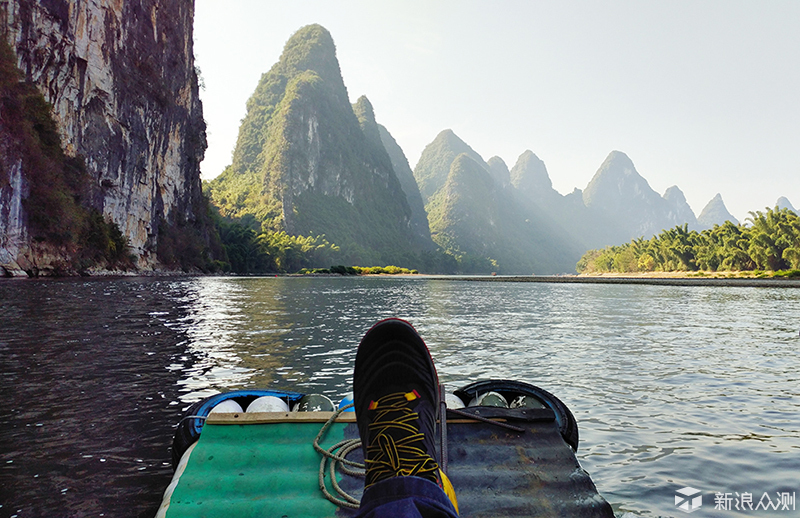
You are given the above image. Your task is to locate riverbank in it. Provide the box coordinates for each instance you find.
[425,272,800,288]
[5,268,800,287]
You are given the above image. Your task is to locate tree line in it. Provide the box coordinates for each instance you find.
[215,217,340,274]
[577,207,800,274]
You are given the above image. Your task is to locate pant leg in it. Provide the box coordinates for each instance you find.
[355,476,458,518]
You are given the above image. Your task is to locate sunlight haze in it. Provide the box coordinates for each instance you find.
[194,0,800,223]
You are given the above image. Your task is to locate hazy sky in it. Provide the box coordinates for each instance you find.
[194,0,799,222]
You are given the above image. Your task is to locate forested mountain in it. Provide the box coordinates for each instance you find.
[202,24,755,275]
[697,194,738,229]
[426,154,502,268]
[510,151,556,202]
[583,151,679,244]
[205,25,424,266]
[376,123,435,250]
[486,156,512,188]
[412,136,768,273]
[417,132,582,273]
[509,150,597,250]
[414,130,490,203]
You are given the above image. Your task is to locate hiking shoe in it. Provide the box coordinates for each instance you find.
[353,318,440,488]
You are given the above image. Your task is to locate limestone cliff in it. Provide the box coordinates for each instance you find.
[1,0,207,274]
[697,193,738,229]
[663,185,698,230]
[419,133,581,274]
[377,122,435,250]
[207,25,421,266]
[413,129,489,204]
[582,151,676,243]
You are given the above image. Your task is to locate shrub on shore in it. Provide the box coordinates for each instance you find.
[298,265,419,275]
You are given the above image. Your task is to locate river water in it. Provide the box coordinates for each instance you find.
[1,276,798,517]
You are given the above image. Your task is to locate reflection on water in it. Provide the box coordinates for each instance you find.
[1,276,799,517]
[0,278,195,518]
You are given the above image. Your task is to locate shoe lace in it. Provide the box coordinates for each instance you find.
[365,391,439,487]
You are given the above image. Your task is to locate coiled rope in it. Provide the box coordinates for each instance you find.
[312,403,364,509]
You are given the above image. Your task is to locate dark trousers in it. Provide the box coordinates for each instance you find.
[355,476,458,518]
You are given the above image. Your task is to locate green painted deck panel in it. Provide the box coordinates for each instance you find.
[161,412,615,517]
[164,421,358,518]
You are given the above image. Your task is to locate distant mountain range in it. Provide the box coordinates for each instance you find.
[206,24,794,274]
[697,193,739,228]
[776,196,797,214]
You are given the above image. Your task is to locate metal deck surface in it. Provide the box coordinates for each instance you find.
[158,410,613,518]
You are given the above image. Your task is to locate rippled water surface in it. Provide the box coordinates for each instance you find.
[1,276,798,517]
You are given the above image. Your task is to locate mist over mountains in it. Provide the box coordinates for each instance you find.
[776,197,797,214]
[697,194,739,228]
[206,25,791,274]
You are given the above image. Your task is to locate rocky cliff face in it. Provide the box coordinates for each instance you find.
[663,185,698,230]
[377,123,435,250]
[413,129,489,203]
[207,25,420,266]
[697,193,738,229]
[583,151,682,243]
[1,0,206,272]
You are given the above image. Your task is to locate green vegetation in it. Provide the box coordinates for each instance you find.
[204,26,468,273]
[352,265,418,275]
[376,123,432,247]
[426,154,502,273]
[424,151,580,274]
[2,38,83,246]
[576,207,800,275]
[1,39,134,273]
[413,129,488,203]
[299,265,419,275]
[211,214,341,274]
[210,210,432,275]
[80,208,135,269]
[205,25,421,267]
[156,205,223,273]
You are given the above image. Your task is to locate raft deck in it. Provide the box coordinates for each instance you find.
[157,407,613,518]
